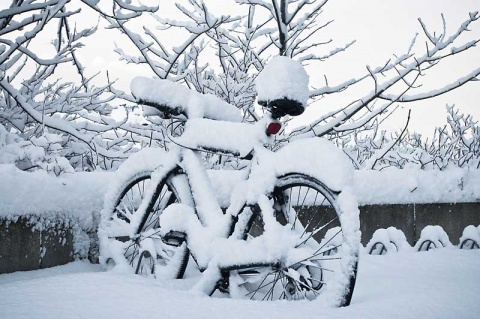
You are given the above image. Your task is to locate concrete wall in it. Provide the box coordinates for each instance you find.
[360,204,415,245]
[417,203,480,244]
[0,218,74,274]
[1,202,479,274]
[360,203,480,245]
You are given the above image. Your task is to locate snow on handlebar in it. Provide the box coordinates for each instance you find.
[130,76,243,122]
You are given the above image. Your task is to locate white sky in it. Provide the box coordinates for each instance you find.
[309,0,480,136]
[1,0,479,137]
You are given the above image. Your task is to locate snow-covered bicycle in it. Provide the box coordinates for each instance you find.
[99,57,360,306]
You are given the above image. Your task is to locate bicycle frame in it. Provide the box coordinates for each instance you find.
[136,112,284,269]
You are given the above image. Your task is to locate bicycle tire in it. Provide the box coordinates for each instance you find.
[229,173,359,306]
[460,239,480,249]
[100,170,189,279]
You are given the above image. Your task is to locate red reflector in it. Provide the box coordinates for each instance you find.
[266,122,282,135]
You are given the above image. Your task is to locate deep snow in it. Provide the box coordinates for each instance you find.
[0,248,479,319]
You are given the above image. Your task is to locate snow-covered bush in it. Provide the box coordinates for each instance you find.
[365,227,411,255]
[0,1,179,174]
[0,1,118,172]
[415,225,452,252]
[331,106,480,170]
[0,124,76,175]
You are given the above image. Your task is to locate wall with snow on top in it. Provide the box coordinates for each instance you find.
[0,165,113,229]
[1,165,478,219]
[0,165,114,273]
[354,167,480,205]
[0,164,479,272]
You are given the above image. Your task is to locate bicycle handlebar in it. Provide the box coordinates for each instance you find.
[131,77,243,122]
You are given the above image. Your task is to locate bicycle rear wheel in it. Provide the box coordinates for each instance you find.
[231,173,359,306]
[100,170,189,279]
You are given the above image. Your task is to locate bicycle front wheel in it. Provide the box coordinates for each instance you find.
[100,170,190,279]
[232,173,359,306]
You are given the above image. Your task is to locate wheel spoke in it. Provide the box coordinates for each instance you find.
[300,263,334,273]
[297,197,328,238]
[244,271,276,299]
[297,196,325,239]
[290,186,302,229]
[236,173,358,304]
[295,217,339,248]
[103,172,189,280]
[262,272,279,301]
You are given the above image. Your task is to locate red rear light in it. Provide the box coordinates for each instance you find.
[266,122,282,136]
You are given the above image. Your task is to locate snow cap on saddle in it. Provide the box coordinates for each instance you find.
[256,56,309,117]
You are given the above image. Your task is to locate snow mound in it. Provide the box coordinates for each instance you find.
[415,225,452,251]
[459,225,480,249]
[1,250,480,319]
[365,227,411,255]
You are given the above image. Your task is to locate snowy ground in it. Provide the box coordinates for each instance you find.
[0,249,479,319]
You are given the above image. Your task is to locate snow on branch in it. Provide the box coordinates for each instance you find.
[291,11,480,139]
[0,0,169,172]
[96,0,238,81]
[331,105,480,171]
[104,1,479,158]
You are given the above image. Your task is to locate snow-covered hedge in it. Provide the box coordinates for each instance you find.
[354,167,480,205]
[0,165,112,227]
[1,164,478,221]
[0,165,113,259]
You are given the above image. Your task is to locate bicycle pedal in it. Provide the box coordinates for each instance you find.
[217,275,230,293]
